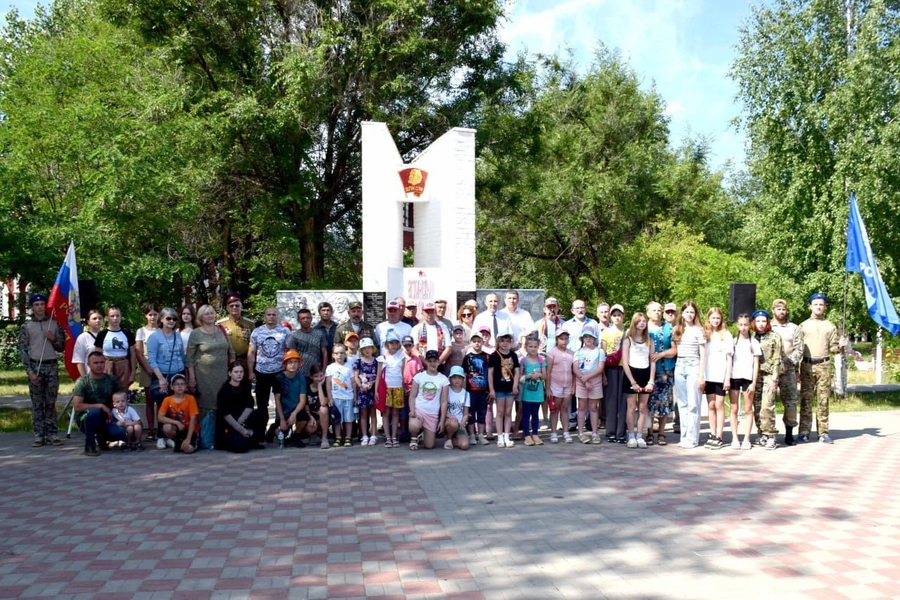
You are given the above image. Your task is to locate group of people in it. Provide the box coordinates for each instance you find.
[18,287,846,456]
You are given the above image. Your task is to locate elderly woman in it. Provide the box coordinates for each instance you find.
[186,304,232,414]
[147,307,188,448]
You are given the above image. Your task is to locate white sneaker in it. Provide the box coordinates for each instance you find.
[731,439,741,449]
[765,436,777,450]
[469,434,477,445]
[361,435,369,446]
[563,432,573,444]
[165,439,175,449]
[550,433,559,444]
[156,438,166,450]
[497,433,505,447]
[478,434,489,445]
[741,440,752,450]
[505,435,515,448]
[636,437,648,449]
[368,435,378,446]
[626,437,638,449]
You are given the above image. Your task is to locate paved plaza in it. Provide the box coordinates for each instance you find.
[2,411,900,599]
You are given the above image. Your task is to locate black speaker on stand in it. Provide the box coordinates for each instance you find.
[78,280,98,315]
[729,283,757,322]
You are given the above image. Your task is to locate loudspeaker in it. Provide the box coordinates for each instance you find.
[78,279,98,316]
[729,283,756,322]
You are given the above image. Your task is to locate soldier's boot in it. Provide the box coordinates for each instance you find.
[784,427,795,446]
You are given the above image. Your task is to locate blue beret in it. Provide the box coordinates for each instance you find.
[28,293,47,305]
[751,309,770,320]
[808,292,827,303]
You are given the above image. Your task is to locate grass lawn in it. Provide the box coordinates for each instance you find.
[0,406,33,432]
[0,368,78,396]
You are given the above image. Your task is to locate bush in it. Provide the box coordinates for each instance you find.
[0,322,21,370]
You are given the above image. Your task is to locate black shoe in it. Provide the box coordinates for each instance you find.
[797,434,810,443]
[606,435,616,444]
[84,447,99,457]
[294,438,306,448]
[784,428,795,446]
[265,423,278,444]
[98,440,110,451]
[616,437,627,444]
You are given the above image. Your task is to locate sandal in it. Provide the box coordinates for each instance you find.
[645,434,654,446]
[579,433,591,444]
[657,434,667,446]
[409,439,419,451]
[443,439,454,450]
[343,438,352,447]
[533,435,544,445]
[524,436,535,446]
[385,437,393,447]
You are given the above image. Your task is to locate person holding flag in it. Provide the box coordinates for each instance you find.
[18,293,66,447]
[47,242,82,382]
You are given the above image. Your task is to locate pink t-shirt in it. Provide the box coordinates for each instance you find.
[547,346,574,389]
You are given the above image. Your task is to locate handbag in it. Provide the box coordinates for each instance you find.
[605,348,622,367]
[198,410,216,450]
[375,367,387,413]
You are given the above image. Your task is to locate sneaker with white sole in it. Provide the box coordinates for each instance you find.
[741,440,752,450]
[626,437,638,449]
[497,433,505,447]
[636,437,648,449]
[156,438,166,450]
[505,435,515,448]
[564,432,573,443]
[361,435,369,446]
[469,434,477,445]
[478,434,489,445]
[368,435,378,446]
[765,436,777,450]
[550,433,559,443]
[731,439,741,449]
[165,438,175,449]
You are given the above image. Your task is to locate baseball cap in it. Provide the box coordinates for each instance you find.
[580,324,598,339]
[452,323,465,333]
[401,335,415,346]
[387,300,401,311]
[344,331,359,342]
[477,325,491,335]
[545,297,558,307]
[385,329,400,343]
[359,337,375,349]
[771,299,788,309]
[425,349,440,360]
[449,366,465,378]
[469,331,483,340]
[422,302,436,312]
[664,303,677,312]
[348,301,362,310]
[610,304,624,315]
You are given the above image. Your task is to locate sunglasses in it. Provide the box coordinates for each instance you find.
[461,312,473,317]
[163,317,176,321]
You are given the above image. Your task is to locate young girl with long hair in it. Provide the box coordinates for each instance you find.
[622,312,655,449]
[703,307,733,449]
[672,301,706,449]
[729,314,761,450]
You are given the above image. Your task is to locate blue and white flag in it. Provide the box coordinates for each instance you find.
[846,194,900,335]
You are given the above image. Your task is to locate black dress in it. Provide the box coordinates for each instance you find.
[216,381,266,453]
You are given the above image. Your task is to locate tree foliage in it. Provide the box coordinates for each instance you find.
[732,0,900,335]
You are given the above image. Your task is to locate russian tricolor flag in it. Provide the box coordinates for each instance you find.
[47,242,82,381]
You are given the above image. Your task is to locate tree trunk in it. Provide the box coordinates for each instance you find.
[300,216,325,282]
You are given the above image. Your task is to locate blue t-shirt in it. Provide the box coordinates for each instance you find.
[147,330,186,374]
[276,371,307,413]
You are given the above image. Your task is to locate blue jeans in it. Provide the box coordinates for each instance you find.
[674,362,701,445]
[81,408,127,450]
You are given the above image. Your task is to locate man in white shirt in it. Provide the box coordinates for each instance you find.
[411,302,452,365]
[498,289,535,350]
[375,300,413,355]
[561,299,597,352]
[472,292,508,342]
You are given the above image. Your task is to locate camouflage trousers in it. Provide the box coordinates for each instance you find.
[800,361,831,435]
[753,371,779,436]
[28,360,60,441]
[776,367,799,429]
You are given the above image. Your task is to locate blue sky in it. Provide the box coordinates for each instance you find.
[501,0,767,172]
[3,0,760,170]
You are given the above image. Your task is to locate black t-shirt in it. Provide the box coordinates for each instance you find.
[306,375,322,412]
[216,382,254,444]
[488,350,519,394]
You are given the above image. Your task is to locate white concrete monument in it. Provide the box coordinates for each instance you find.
[361,122,476,319]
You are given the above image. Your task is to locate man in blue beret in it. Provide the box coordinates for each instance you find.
[18,293,66,447]
[798,293,847,444]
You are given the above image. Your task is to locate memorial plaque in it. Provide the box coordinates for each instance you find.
[363,291,386,325]
[456,291,477,308]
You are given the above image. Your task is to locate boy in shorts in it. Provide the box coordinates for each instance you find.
[111,391,144,451]
[157,374,199,454]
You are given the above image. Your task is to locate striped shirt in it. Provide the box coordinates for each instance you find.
[675,326,705,366]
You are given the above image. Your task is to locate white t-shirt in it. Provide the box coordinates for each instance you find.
[626,338,651,369]
[375,320,412,354]
[411,321,451,352]
[377,350,405,388]
[325,362,355,401]
[446,387,470,421]
[413,371,449,416]
[705,331,735,383]
[499,308,536,348]
[72,331,98,365]
[731,336,762,381]
[179,329,192,353]
[113,406,141,424]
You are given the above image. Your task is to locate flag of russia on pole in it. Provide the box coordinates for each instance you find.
[846,194,900,336]
[47,242,82,381]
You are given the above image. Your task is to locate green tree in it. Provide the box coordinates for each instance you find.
[732,0,900,335]
[475,50,736,306]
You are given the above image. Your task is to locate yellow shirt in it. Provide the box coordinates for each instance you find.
[799,315,839,359]
[217,315,255,356]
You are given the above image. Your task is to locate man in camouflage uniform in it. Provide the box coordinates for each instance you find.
[770,299,803,446]
[217,292,255,372]
[752,309,783,449]
[798,293,846,444]
[18,293,66,447]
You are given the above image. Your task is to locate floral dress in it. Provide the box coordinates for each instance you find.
[648,323,674,417]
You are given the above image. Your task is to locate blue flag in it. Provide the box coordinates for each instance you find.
[846,194,900,335]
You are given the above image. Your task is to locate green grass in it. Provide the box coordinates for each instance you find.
[0,368,77,396]
[0,406,33,432]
